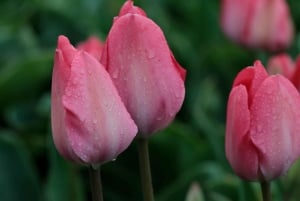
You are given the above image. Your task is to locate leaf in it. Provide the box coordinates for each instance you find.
[0,131,40,201]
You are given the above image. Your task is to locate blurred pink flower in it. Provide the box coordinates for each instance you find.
[267,53,294,78]
[77,36,104,61]
[221,0,294,51]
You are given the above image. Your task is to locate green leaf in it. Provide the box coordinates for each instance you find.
[0,131,40,201]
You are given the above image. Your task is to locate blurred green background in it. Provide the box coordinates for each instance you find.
[1,0,300,201]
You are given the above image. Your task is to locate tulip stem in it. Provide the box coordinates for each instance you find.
[260,180,272,201]
[89,166,104,201]
[137,138,155,201]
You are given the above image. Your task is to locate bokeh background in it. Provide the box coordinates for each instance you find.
[2,0,300,200]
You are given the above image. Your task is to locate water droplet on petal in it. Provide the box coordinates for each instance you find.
[112,69,119,79]
[147,49,155,59]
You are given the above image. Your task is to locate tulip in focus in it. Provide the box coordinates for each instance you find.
[226,61,300,181]
[221,0,294,51]
[51,35,137,165]
[101,0,186,137]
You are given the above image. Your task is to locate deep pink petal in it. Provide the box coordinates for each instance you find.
[62,51,137,164]
[51,36,79,163]
[290,56,300,91]
[102,9,185,136]
[250,75,300,180]
[226,85,258,180]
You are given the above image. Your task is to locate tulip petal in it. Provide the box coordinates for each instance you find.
[62,51,137,164]
[250,75,300,180]
[226,85,258,180]
[102,10,185,136]
[51,36,78,163]
[233,61,268,105]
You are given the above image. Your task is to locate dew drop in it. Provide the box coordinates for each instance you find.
[156,116,163,121]
[112,158,117,162]
[147,49,155,59]
[112,69,119,79]
[93,119,98,124]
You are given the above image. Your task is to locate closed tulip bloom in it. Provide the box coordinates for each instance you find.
[221,0,294,51]
[77,36,104,61]
[226,61,300,181]
[267,53,294,78]
[51,35,137,165]
[101,0,186,137]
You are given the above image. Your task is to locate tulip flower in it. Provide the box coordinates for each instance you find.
[51,35,137,165]
[220,0,294,51]
[77,36,104,61]
[267,53,294,78]
[101,0,186,137]
[226,60,300,181]
[266,54,300,91]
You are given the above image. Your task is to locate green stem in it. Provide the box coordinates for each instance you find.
[89,166,104,201]
[137,138,155,201]
[260,180,272,201]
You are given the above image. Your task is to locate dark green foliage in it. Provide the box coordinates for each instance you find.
[1,0,300,200]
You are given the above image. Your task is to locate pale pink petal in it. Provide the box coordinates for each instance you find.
[51,36,79,163]
[102,8,185,136]
[250,75,300,180]
[226,85,258,180]
[62,51,137,164]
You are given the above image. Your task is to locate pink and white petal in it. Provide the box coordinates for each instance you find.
[102,13,185,136]
[226,85,258,180]
[250,75,300,180]
[63,51,137,164]
[51,37,80,163]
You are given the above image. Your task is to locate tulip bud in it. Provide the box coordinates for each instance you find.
[77,36,104,61]
[267,53,294,78]
[101,0,186,137]
[221,0,294,51]
[226,61,300,181]
[51,35,137,165]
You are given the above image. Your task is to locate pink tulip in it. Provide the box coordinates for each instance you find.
[221,0,294,51]
[101,0,186,137]
[77,36,104,61]
[51,35,137,165]
[226,61,300,181]
[267,53,294,78]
